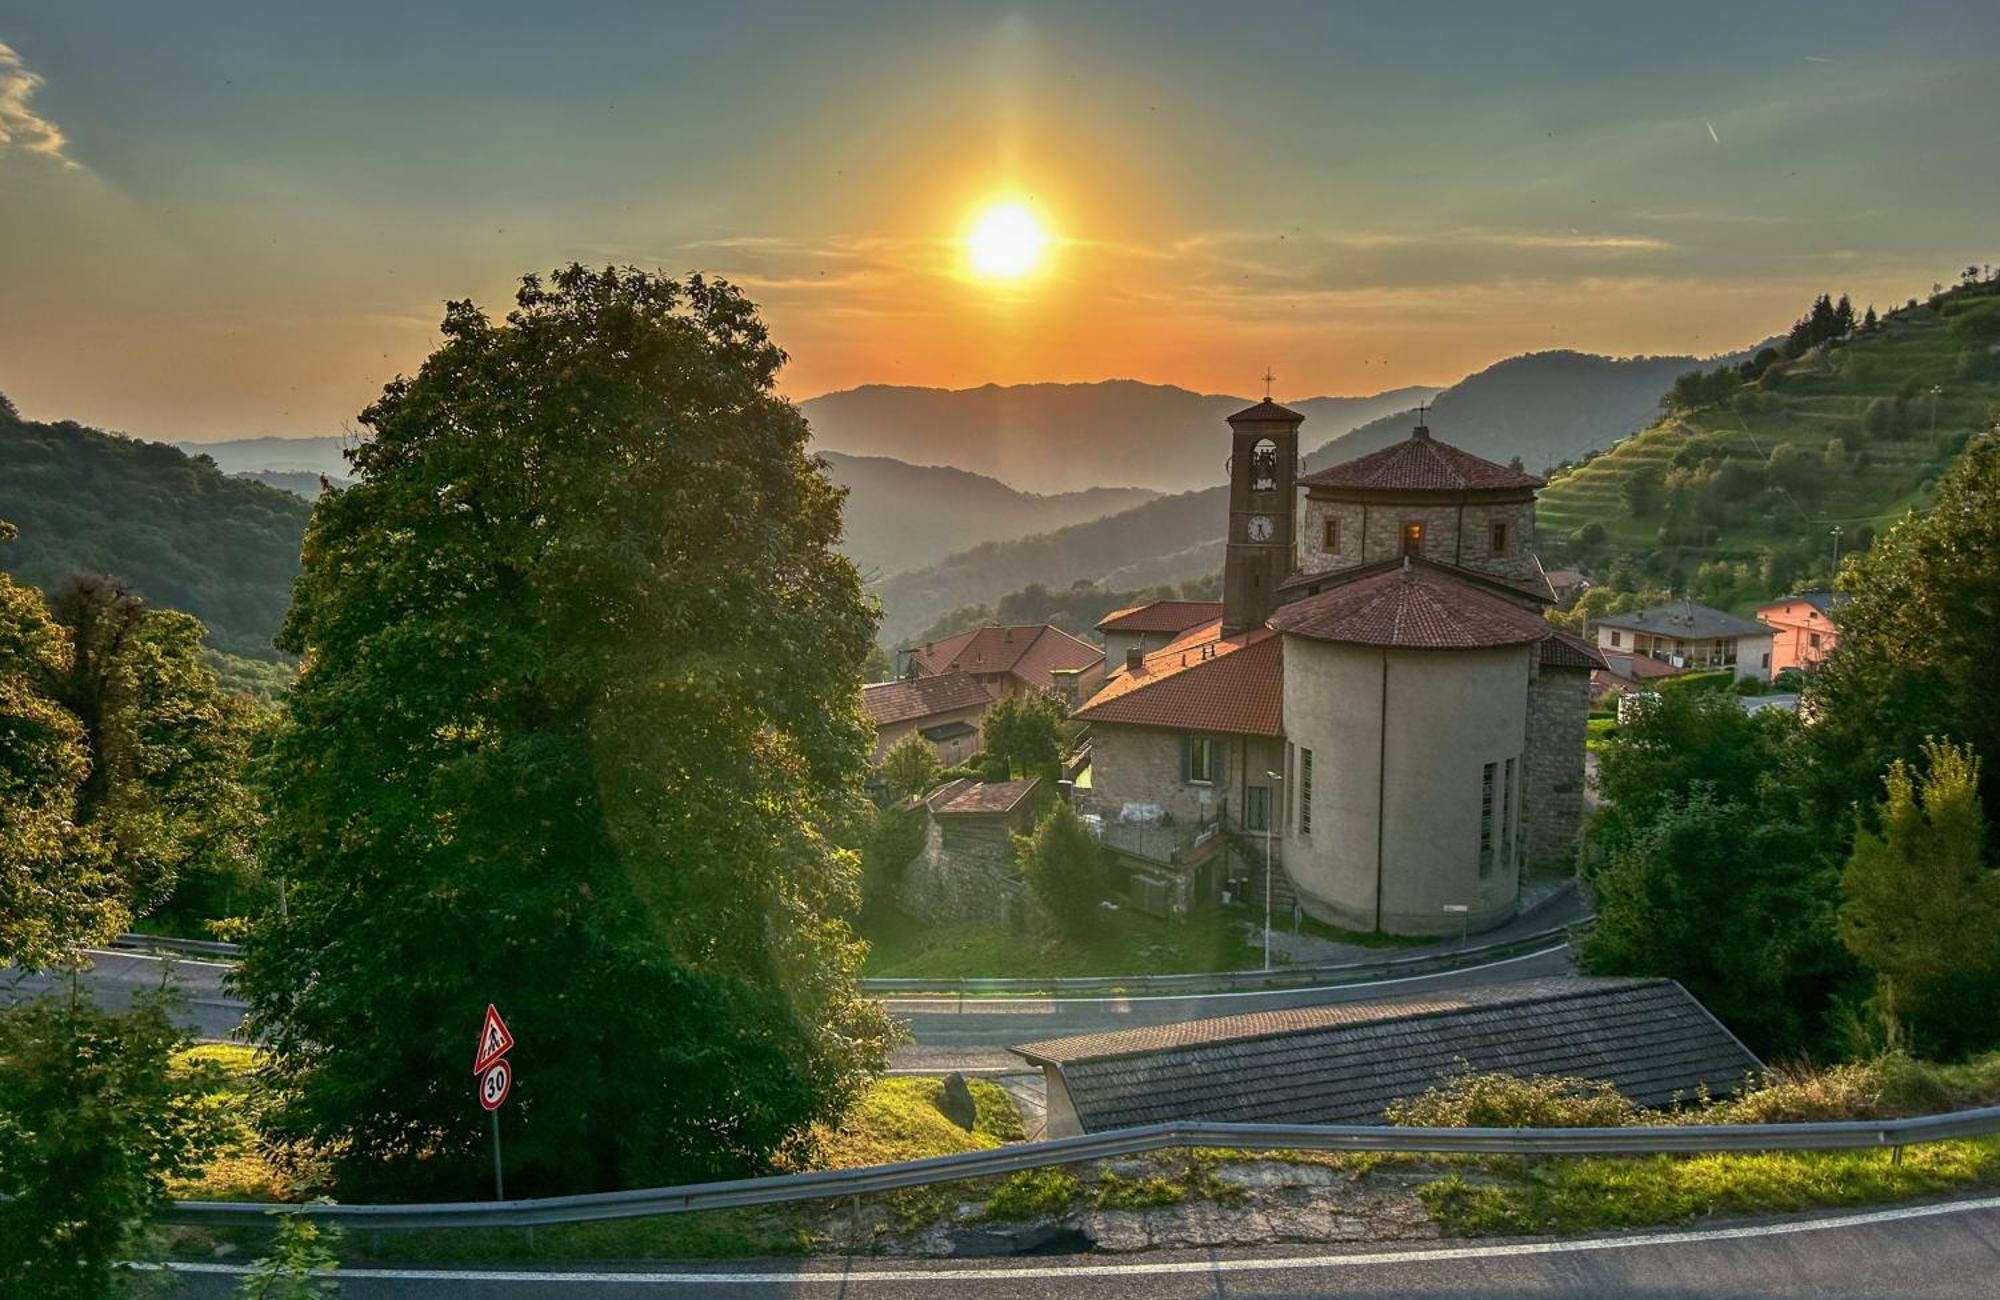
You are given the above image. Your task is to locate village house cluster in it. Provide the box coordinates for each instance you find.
[863,401,1847,939]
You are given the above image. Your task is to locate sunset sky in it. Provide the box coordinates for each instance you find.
[3,2,1997,444]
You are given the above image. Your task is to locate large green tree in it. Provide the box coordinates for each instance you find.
[1838,739,2000,1049]
[1015,798,1104,937]
[1808,423,2000,823]
[235,266,896,1198]
[0,525,125,969]
[980,689,1067,782]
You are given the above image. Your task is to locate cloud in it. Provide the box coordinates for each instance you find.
[0,41,78,168]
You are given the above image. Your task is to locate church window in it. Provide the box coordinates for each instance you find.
[1246,785,1271,832]
[1298,748,1314,835]
[1478,761,1496,876]
[1323,517,1341,552]
[1184,735,1216,784]
[1250,439,1278,492]
[1401,520,1425,556]
[1489,519,1509,554]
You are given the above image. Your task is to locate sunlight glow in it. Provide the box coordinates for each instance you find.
[966,201,1049,278]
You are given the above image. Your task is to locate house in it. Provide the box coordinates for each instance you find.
[1013,976,1762,1137]
[1096,600,1224,673]
[861,673,994,765]
[1544,567,1593,603]
[1592,602,1777,683]
[1591,649,1683,698]
[1757,590,1847,674]
[900,777,1046,925]
[1074,403,1602,938]
[901,624,1107,708]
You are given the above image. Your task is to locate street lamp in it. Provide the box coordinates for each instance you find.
[1264,769,1283,971]
[1930,386,1944,441]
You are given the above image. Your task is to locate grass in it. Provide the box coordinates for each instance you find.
[1586,716,1618,752]
[167,1043,293,1202]
[1291,913,1433,949]
[859,903,1262,979]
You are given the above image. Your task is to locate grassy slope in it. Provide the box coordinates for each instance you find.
[859,904,1262,979]
[1537,290,2000,593]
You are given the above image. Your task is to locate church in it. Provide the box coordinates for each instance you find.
[1074,399,1602,936]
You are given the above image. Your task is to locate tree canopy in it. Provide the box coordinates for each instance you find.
[234,266,897,1198]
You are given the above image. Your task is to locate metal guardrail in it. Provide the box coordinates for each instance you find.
[858,921,1590,995]
[159,1103,2000,1231]
[110,932,243,959]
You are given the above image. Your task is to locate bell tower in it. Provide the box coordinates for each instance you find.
[1222,386,1302,636]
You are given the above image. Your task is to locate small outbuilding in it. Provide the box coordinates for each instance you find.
[1012,976,1761,1137]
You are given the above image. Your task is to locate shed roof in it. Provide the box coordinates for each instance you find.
[925,776,1042,817]
[1298,428,1542,494]
[1539,627,1608,671]
[1594,602,1774,641]
[862,673,991,728]
[1270,562,1553,651]
[1013,976,1761,1131]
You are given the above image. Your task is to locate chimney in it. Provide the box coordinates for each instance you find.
[1126,646,1144,671]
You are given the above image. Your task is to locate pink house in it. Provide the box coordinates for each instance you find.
[1756,591,1846,675]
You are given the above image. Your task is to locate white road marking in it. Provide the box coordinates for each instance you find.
[151,1194,2000,1286]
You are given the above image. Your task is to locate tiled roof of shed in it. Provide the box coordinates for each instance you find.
[1539,627,1608,671]
[1073,624,1283,736]
[925,776,1041,816]
[1271,563,1553,650]
[862,673,991,728]
[1096,600,1226,635]
[906,624,1103,691]
[1299,429,1543,494]
[1013,977,1761,1131]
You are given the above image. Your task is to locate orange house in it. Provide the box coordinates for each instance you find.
[1756,591,1847,675]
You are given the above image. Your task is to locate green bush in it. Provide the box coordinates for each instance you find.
[1385,1071,1649,1129]
[1657,669,1735,695]
[982,1168,1081,1220]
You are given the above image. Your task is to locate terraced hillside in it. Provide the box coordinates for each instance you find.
[1538,279,2000,602]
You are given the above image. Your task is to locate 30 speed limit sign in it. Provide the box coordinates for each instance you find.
[478,1057,512,1111]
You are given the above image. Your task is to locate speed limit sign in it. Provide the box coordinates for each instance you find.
[478,1058,512,1111]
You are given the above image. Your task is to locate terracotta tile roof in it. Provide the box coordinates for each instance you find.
[1095,599,1226,635]
[1227,398,1305,424]
[926,776,1041,816]
[1601,651,1681,680]
[1755,590,1848,616]
[1270,563,1553,651]
[862,673,991,728]
[1539,627,1608,671]
[1074,624,1283,736]
[1299,429,1542,493]
[1012,976,1762,1131]
[906,624,1103,691]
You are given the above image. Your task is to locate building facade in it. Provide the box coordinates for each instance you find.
[1593,602,1776,683]
[1074,407,1599,938]
[1756,591,1846,675]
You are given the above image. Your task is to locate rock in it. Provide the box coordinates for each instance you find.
[1213,1159,1342,1190]
[936,1072,978,1131]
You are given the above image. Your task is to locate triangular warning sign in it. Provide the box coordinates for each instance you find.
[473,1003,515,1075]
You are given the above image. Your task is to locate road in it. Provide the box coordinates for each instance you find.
[154,1195,2000,1297]
[8,943,1575,1072]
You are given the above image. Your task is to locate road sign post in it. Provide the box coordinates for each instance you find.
[474,1005,515,1202]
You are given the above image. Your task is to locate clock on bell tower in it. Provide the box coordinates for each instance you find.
[1221,387,1302,636]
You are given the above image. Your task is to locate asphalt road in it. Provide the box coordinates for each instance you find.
[155,1195,2000,1298]
[8,943,1576,1072]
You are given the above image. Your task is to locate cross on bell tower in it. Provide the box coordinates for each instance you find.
[1261,368,1276,400]
[1413,400,1432,440]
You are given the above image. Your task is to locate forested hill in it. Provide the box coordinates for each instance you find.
[0,410,310,658]
[1535,277,2000,608]
[869,346,1755,646]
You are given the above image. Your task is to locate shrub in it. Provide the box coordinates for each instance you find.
[1014,800,1108,937]
[983,1168,1081,1220]
[1384,1071,1649,1129]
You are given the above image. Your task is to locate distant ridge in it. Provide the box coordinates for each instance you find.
[799,379,1442,494]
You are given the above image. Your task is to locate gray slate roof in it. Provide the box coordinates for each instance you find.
[1593,601,1773,641]
[1013,976,1760,1131]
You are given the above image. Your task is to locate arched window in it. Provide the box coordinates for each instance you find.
[1250,438,1278,492]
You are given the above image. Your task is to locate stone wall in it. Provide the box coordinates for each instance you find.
[1521,658,1591,865]
[1298,493,1538,585]
[900,813,1027,927]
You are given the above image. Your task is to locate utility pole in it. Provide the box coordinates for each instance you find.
[1829,524,1843,577]
[1930,385,1944,440]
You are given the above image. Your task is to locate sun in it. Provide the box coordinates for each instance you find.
[965,201,1048,278]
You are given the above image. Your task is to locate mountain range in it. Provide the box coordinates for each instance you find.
[868,347,1762,645]
[797,381,1443,494]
